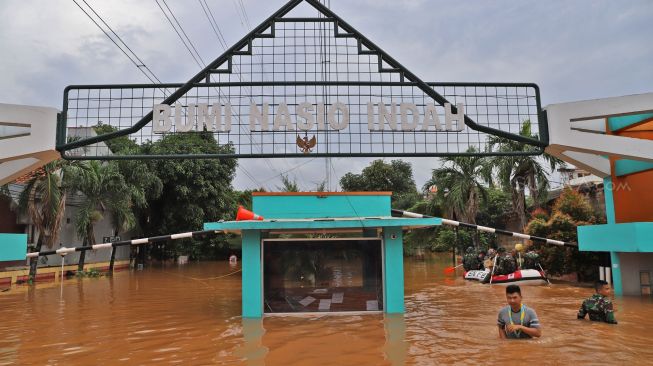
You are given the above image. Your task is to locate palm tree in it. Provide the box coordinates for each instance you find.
[487,120,563,230]
[65,161,136,271]
[424,147,491,226]
[17,161,68,281]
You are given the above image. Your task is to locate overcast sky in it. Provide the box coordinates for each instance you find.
[1,0,651,191]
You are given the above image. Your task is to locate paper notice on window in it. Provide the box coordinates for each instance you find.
[366,300,379,311]
[299,296,316,307]
[319,299,331,311]
[331,292,344,304]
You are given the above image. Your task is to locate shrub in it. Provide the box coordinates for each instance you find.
[76,268,102,278]
[525,188,601,280]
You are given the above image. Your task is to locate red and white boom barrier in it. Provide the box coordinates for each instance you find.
[26,229,223,258]
[391,209,578,248]
[26,206,268,259]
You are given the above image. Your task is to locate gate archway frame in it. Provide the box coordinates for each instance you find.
[56,0,548,161]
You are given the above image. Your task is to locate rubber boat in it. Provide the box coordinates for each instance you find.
[464,269,548,286]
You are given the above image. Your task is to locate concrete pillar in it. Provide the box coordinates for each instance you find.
[239,318,267,365]
[383,227,404,314]
[383,314,407,365]
[610,252,621,295]
[242,230,262,318]
[603,177,622,296]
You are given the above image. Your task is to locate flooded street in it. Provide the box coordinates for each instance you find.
[2,254,652,365]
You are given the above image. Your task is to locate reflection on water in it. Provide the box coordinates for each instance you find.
[1,254,653,365]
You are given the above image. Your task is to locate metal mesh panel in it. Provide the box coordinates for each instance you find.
[59,7,545,159]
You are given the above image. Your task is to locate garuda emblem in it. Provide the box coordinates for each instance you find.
[296,135,317,154]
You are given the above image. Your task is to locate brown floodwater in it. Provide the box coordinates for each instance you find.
[1,254,652,365]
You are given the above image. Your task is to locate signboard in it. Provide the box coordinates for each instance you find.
[57,0,546,160]
[151,102,465,133]
[102,236,121,243]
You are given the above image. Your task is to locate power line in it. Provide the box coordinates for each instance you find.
[72,0,162,85]
[231,0,247,28]
[197,0,252,85]
[154,0,205,69]
[158,0,326,190]
[262,158,318,182]
[72,0,263,190]
[153,0,280,188]
[197,0,228,49]
[189,0,285,185]
[238,165,266,190]
[237,0,252,29]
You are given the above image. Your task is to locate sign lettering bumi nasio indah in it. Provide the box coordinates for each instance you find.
[152,102,465,133]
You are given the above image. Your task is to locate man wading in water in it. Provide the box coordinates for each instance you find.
[497,285,542,339]
[577,280,618,324]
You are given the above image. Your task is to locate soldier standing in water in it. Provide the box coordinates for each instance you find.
[577,280,618,324]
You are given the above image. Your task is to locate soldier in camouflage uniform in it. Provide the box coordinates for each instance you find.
[463,247,481,271]
[522,250,540,270]
[494,247,517,275]
[577,280,618,324]
[476,250,486,270]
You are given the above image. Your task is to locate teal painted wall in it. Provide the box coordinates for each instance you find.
[252,194,390,219]
[578,222,653,252]
[383,227,405,314]
[614,159,653,177]
[0,234,27,261]
[241,230,262,318]
[601,113,653,296]
[608,112,653,132]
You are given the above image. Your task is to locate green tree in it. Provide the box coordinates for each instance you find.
[278,174,300,192]
[93,123,163,229]
[315,180,327,192]
[17,161,68,281]
[423,148,490,225]
[233,188,266,211]
[488,120,563,230]
[525,187,600,280]
[402,197,444,255]
[475,188,511,227]
[94,122,140,155]
[144,132,237,260]
[339,159,419,209]
[425,226,492,253]
[64,161,137,271]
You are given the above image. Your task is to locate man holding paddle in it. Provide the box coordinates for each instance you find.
[497,285,542,339]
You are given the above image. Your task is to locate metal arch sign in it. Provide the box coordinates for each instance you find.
[57,0,547,160]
